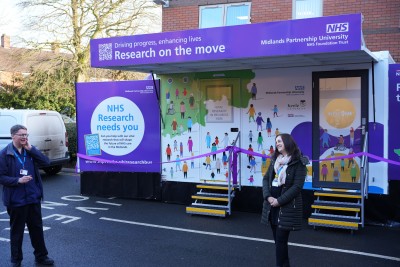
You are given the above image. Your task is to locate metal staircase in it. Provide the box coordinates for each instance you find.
[308,132,369,233]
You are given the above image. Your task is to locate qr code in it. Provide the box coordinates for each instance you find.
[84,134,101,156]
[99,43,112,61]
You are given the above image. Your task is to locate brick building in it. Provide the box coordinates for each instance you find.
[160,0,400,62]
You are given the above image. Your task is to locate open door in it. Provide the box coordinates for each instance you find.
[312,70,368,190]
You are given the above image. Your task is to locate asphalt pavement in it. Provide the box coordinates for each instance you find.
[0,169,399,267]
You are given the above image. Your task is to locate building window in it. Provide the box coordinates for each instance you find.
[199,2,251,29]
[293,0,323,19]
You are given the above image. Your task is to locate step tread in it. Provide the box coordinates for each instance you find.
[312,203,361,211]
[308,218,359,229]
[310,214,360,222]
[314,200,361,207]
[192,194,229,201]
[188,204,229,211]
[314,191,362,199]
[186,206,227,217]
[197,184,234,190]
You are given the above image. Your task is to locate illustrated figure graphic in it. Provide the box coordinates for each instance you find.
[205,132,211,148]
[215,136,219,148]
[266,117,272,137]
[257,132,264,151]
[166,144,171,161]
[171,118,178,135]
[180,142,183,157]
[256,112,264,131]
[335,135,346,151]
[275,128,280,136]
[183,161,188,179]
[269,145,274,156]
[211,142,217,161]
[249,156,257,173]
[175,88,179,99]
[166,90,170,104]
[178,124,184,135]
[247,104,256,122]
[167,101,175,115]
[340,158,345,172]
[187,117,192,133]
[173,140,178,152]
[320,129,330,148]
[333,166,340,182]
[211,171,215,180]
[350,163,357,182]
[187,136,193,153]
[249,130,253,143]
[191,152,195,169]
[248,175,254,185]
[189,93,195,109]
[330,150,335,168]
[347,148,354,168]
[321,164,328,181]
[222,151,228,169]
[216,158,221,174]
[170,167,174,179]
[251,83,257,100]
[180,101,186,119]
[183,88,187,97]
[261,150,267,169]
[175,155,181,172]
[205,155,211,170]
[247,144,254,163]
[272,104,279,117]
[222,133,230,148]
[349,127,355,147]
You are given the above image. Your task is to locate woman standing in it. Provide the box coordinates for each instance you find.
[261,133,308,267]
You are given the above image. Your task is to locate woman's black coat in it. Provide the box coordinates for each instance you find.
[261,155,308,231]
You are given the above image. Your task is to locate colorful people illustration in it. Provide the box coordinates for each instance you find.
[180,101,186,119]
[179,142,183,157]
[249,156,257,172]
[175,155,181,172]
[183,161,188,179]
[272,104,279,117]
[205,155,211,170]
[247,104,256,122]
[275,128,280,136]
[211,142,217,161]
[183,88,187,97]
[171,118,178,135]
[349,127,355,147]
[222,133,230,148]
[211,171,215,180]
[249,130,253,143]
[320,129,330,148]
[215,136,219,148]
[216,158,221,174]
[256,112,264,131]
[321,164,328,181]
[187,136,193,153]
[257,132,264,151]
[269,145,274,156]
[247,144,254,163]
[251,82,257,100]
[205,132,211,148]
[340,158,345,172]
[173,140,178,152]
[167,101,175,115]
[170,167,174,179]
[266,117,272,137]
[189,93,195,109]
[187,116,192,133]
[222,151,228,169]
[166,90,170,104]
[350,163,357,182]
[225,170,229,181]
[330,150,335,168]
[178,124,184,135]
[166,144,171,161]
[191,152,195,169]
[335,135,346,151]
[333,166,340,182]
[261,150,267,168]
[175,88,179,99]
[248,175,254,185]
[348,148,355,168]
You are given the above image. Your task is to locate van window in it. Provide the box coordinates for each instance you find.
[27,115,64,136]
[0,115,18,135]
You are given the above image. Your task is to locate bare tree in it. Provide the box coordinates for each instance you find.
[18,0,160,82]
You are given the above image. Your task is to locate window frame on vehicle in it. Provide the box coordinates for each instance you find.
[292,0,323,19]
[199,2,251,29]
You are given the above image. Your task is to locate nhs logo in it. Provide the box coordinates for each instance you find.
[326,22,349,33]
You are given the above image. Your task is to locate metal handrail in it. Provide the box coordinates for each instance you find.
[227,131,241,215]
[360,131,368,228]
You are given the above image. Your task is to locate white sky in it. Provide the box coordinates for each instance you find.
[0,1,23,36]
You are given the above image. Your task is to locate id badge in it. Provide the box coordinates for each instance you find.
[272,178,279,187]
[20,169,28,176]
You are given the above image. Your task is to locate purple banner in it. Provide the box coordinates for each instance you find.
[91,14,361,68]
[388,64,400,180]
[76,80,161,172]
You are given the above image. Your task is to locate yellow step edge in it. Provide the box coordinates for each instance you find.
[197,185,234,190]
[192,196,229,202]
[314,192,362,199]
[308,218,359,228]
[186,207,226,215]
[200,179,227,183]
[311,205,360,212]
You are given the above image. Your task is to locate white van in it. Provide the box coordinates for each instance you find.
[0,109,70,175]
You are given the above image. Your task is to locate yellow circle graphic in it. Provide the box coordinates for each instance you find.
[324,99,356,129]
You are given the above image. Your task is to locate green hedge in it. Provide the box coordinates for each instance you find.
[65,123,77,160]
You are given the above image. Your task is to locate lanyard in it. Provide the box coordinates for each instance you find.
[14,148,26,168]
[276,165,284,176]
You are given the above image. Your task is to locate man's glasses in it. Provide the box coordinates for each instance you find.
[15,134,29,138]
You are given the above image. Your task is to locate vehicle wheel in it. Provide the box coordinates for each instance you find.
[43,165,63,175]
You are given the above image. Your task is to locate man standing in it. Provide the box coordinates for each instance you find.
[0,125,54,267]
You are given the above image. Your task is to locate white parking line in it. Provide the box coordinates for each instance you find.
[100,217,400,262]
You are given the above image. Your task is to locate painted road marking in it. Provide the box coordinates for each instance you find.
[100,217,400,262]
